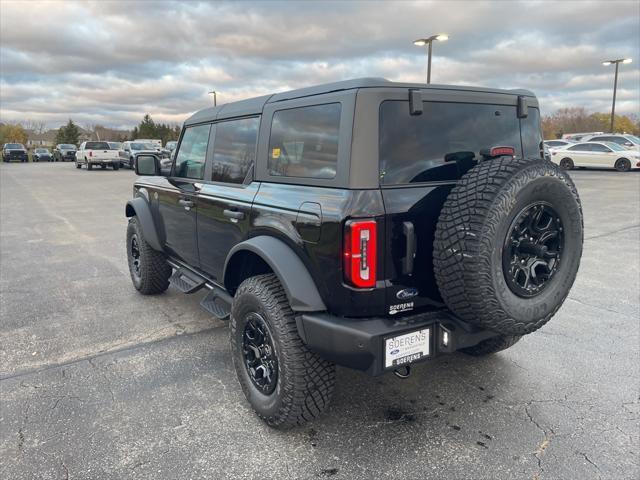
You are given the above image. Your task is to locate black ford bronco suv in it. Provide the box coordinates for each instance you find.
[125,78,583,428]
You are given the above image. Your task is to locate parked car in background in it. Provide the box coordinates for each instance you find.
[583,134,640,149]
[562,132,604,142]
[53,144,78,162]
[32,148,53,162]
[134,139,162,149]
[75,141,121,170]
[2,143,28,162]
[550,141,640,171]
[108,141,123,151]
[544,139,574,149]
[161,140,177,158]
[120,141,161,169]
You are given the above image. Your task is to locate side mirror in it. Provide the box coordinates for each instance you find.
[135,154,162,176]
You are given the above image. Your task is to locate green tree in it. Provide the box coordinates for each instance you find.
[138,114,156,139]
[54,119,80,145]
[0,123,28,145]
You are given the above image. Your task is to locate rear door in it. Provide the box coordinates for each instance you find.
[157,123,211,267]
[378,97,539,315]
[589,143,614,167]
[197,116,260,280]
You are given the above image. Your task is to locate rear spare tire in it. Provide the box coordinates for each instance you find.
[433,157,583,336]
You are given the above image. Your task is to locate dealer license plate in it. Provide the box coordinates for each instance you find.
[385,328,430,368]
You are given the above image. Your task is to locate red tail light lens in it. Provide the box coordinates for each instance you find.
[89,151,93,157]
[490,146,515,157]
[344,219,377,288]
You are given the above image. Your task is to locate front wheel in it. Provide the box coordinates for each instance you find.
[230,274,336,429]
[126,217,171,294]
[615,158,631,172]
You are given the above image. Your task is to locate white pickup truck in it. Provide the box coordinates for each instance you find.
[75,141,121,170]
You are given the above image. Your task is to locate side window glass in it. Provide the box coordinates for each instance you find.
[174,124,211,179]
[590,144,610,152]
[211,117,259,184]
[268,103,341,179]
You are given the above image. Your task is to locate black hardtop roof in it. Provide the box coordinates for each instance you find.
[184,77,536,126]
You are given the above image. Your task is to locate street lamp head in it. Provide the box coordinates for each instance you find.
[413,39,428,46]
[622,58,633,64]
[602,61,612,66]
[435,34,449,42]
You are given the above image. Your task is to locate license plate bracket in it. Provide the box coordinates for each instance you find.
[384,327,431,369]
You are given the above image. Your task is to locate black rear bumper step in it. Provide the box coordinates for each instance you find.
[169,268,206,294]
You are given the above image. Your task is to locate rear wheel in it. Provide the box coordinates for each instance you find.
[126,217,171,294]
[113,163,120,170]
[75,162,81,169]
[559,157,574,170]
[87,161,93,171]
[615,158,631,172]
[434,157,583,336]
[230,274,336,429]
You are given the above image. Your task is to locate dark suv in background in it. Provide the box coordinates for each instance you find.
[2,143,28,162]
[125,78,584,429]
[53,144,77,162]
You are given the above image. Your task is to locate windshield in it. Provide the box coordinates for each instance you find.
[379,101,542,184]
[131,143,155,150]
[35,149,49,153]
[5,143,24,149]
[604,142,626,151]
[626,135,640,144]
[59,144,76,150]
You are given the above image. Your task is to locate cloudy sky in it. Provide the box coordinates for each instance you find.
[1,0,639,130]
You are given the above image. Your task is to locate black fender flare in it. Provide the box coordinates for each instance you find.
[125,197,162,251]
[223,236,327,312]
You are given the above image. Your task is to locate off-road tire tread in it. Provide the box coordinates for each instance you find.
[231,274,335,429]
[127,217,171,294]
[460,335,521,356]
[433,157,582,335]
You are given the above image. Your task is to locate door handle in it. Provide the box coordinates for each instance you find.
[179,198,194,210]
[223,209,245,220]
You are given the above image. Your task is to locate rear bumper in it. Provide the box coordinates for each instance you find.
[297,310,497,376]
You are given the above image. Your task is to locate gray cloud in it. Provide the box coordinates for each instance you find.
[1,0,638,129]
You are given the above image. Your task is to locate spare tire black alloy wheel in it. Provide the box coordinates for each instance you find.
[502,202,564,298]
[242,312,278,395]
[433,157,583,336]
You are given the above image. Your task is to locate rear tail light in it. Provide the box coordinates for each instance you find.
[636,161,640,168]
[488,146,515,157]
[89,151,93,157]
[343,219,377,288]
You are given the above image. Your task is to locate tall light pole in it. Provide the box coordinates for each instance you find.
[413,34,449,84]
[602,58,632,133]
[208,90,218,106]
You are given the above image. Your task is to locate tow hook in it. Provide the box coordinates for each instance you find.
[393,365,411,379]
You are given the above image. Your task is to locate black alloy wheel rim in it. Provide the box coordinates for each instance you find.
[242,312,278,395]
[130,235,141,278]
[502,202,564,298]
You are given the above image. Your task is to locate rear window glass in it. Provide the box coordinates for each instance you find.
[85,142,110,150]
[379,101,528,184]
[268,103,341,179]
[5,144,23,149]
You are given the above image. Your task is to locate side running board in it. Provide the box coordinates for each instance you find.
[169,268,206,294]
[200,288,232,320]
[168,264,233,320]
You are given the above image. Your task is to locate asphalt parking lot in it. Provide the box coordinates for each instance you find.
[1,162,638,480]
